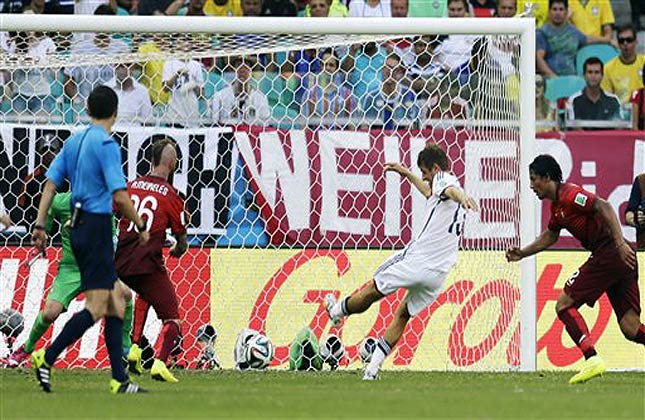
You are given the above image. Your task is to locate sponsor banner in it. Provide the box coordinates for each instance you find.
[536,130,645,247]
[235,127,521,248]
[212,248,522,370]
[236,128,643,249]
[0,124,234,236]
[0,247,211,368]
[211,249,644,371]
[537,251,645,370]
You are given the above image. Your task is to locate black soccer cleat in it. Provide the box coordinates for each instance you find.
[110,379,149,394]
[31,349,52,393]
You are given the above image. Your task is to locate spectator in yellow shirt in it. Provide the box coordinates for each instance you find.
[137,35,170,105]
[568,0,614,41]
[600,24,645,105]
[203,0,242,16]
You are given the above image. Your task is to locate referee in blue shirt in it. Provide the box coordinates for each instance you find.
[31,86,150,394]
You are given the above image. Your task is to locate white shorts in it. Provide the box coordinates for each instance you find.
[373,251,448,317]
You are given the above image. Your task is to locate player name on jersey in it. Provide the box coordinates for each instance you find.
[129,180,171,196]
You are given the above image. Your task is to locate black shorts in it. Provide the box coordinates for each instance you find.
[70,212,117,291]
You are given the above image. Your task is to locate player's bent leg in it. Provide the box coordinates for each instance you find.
[556,293,606,384]
[104,288,130,386]
[41,289,108,373]
[364,302,411,381]
[7,301,66,368]
[41,300,65,324]
[325,280,384,326]
[151,320,181,383]
[618,310,645,345]
[556,293,598,360]
[138,272,181,382]
[84,289,110,321]
[107,282,128,319]
[131,297,151,346]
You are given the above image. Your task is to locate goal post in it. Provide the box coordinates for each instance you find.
[1,15,536,371]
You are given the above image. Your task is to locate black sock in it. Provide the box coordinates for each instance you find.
[45,309,95,366]
[341,297,350,316]
[105,317,128,383]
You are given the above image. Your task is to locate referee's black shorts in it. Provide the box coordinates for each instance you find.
[70,212,117,291]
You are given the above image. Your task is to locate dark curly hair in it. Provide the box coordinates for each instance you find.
[529,154,563,183]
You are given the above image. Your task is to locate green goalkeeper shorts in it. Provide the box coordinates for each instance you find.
[46,264,82,310]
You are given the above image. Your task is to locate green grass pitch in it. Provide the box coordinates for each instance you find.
[1,369,643,418]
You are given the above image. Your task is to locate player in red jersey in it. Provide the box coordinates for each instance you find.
[115,139,188,383]
[507,155,642,384]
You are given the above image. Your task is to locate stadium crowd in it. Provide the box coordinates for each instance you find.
[0,0,643,130]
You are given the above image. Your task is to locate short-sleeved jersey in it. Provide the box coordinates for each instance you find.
[569,0,614,37]
[547,183,611,251]
[536,23,587,76]
[601,54,645,105]
[115,175,187,276]
[404,171,466,272]
[46,125,127,214]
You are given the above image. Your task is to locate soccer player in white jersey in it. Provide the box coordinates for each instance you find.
[325,144,478,380]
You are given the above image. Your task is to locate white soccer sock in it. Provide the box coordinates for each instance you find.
[330,301,345,320]
[366,337,391,373]
[330,297,349,320]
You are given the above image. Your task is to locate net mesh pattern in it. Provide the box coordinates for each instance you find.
[1,27,523,371]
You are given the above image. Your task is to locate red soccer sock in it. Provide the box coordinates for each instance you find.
[557,307,597,359]
[132,298,150,345]
[156,321,180,363]
[633,324,645,344]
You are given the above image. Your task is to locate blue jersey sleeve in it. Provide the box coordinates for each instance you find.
[46,146,67,188]
[99,139,127,194]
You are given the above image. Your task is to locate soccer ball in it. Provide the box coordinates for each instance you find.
[320,334,345,369]
[196,324,217,345]
[244,333,274,370]
[0,308,24,338]
[359,336,377,364]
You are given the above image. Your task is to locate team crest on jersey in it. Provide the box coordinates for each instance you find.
[574,193,587,207]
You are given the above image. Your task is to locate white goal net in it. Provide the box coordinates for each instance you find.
[0,16,535,371]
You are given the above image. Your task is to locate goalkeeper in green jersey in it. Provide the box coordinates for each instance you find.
[4,192,134,368]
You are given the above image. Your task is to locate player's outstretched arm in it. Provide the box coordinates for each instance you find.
[443,186,479,211]
[384,163,431,198]
[506,229,559,262]
[32,179,57,252]
[593,197,637,270]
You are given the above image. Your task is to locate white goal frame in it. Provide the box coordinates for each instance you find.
[1,15,537,371]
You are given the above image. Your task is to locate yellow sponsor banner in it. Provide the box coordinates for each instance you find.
[211,249,520,370]
[211,249,644,370]
[536,252,645,370]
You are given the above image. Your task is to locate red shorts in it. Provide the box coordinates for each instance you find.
[120,270,179,320]
[564,243,640,321]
